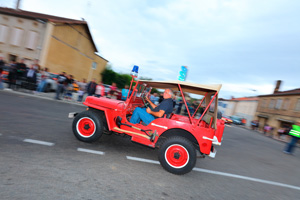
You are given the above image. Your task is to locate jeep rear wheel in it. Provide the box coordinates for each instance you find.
[72,110,103,142]
[158,136,196,175]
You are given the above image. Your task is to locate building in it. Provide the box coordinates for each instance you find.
[219,97,258,127]
[255,81,300,135]
[0,7,108,81]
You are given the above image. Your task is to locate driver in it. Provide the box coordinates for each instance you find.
[130,89,174,125]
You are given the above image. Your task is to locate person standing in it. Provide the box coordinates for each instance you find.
[0,56,4,90]
[77,79,87,102]
[0,56,5,70]
[121,85,129,101]
[32,59,41,71]
[8,61,17,89]
[284,122,300,155]
[55,72,67,100]
[15,59,27,88]
[36,68,50,93]
[64,74,74,100]
[0,67,3,90]
[108,82,117,97]
[87,79,97,96]
[95,81,105,98]
[176,95,183,114]
[26,65,37,90]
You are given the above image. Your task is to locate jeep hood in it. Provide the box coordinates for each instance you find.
[83,96,124,109]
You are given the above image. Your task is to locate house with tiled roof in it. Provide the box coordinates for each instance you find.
[255,81,300,135]
[0,7,108,81]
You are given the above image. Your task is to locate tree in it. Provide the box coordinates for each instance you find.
[101,64,132,89]
[101,65,117,85]
[101,65,159,93]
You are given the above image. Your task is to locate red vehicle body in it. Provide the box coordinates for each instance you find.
[70,77,225,174]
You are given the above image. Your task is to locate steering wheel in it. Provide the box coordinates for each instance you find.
[141,92,153,110]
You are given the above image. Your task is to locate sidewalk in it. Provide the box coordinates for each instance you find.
[1,83,85,107]
[233,124,300,148]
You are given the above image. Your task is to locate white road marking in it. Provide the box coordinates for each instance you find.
[126,156,300,191]
[193,168,300,191]
[0,133,2,136]
[126,156,160,164]
[23,139,54,146]
[225,124,232,127]
[77,148,105,155]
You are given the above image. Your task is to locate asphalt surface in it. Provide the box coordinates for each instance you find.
[0,90,300,200]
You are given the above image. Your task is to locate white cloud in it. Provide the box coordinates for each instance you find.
[1,0,299,98]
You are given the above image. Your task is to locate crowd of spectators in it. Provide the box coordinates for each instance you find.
[0,57,42,91]
[1,57,198,113]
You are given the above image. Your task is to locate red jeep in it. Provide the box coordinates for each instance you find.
[70,77,224,175]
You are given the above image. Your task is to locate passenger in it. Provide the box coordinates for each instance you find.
[130,89,174,125]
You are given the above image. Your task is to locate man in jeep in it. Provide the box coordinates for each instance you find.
[130,89,174,125]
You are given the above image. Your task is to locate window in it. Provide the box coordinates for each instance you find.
[275,99,282,110]
[25,31,38,50]
[9,54,17,62]
[0,24,9,43]
[261,99,267,108]
[92,62,97,70]
[269,99,275,109]
[283,98,290,110]
[10,27,24,46]
[295,99,300,111]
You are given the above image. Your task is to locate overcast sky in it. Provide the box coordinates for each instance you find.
[1,0,299,98]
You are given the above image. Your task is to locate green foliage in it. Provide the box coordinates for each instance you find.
[101,65,160,91]
[101,64,132,89]
[116,73,132,89]
[101,65,116,85]
[151,88,159,94]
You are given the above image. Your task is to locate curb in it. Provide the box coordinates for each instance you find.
[1,88,86,107]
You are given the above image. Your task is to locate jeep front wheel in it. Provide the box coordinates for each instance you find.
[72,110,103,142]
[158,136,196,175]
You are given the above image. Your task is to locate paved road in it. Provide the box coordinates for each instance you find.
[0,90,300,200]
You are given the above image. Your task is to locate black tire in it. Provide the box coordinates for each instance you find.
[158,136,196,175]
[72,110,104,142]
